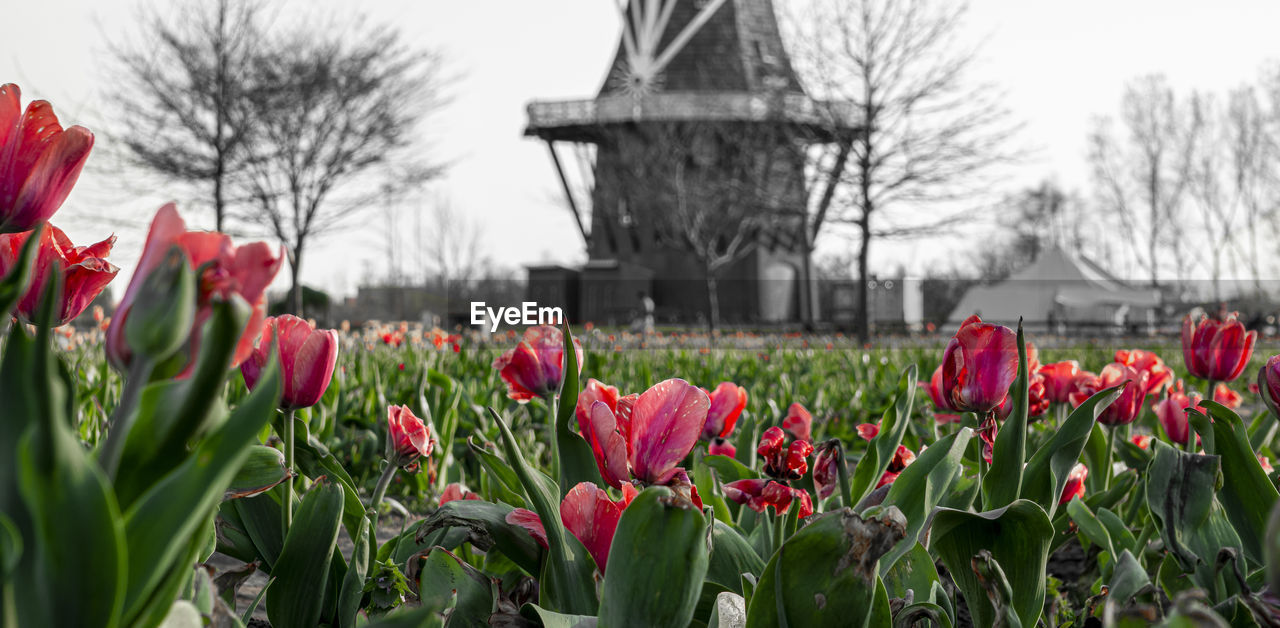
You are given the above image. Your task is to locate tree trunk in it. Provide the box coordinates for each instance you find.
[705,270,720,335]
[289,244,304,315]
[800,229,815,331]
[856,213,871,344]
[213,167,225,233]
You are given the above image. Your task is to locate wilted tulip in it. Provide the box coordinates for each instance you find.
[757,426,812,480]
[241,315,338,410]
[0,224,116,326]
[995,372,1049,420]
[781,402,813,442]
[811,440,843,499]
[1038,361,1081,404]
[492,325,583,402]
[1182,312,1256,383]
[0,84,94,233]
[439,483,481,505]
[942,315,1019,414]
[1115,349,1173,396]
[707,438,736,457]
[106,203,283,376]
[1154,381,1200,446]
[1058,463,1088,505]
[702,382,747,440]
[387,404,434,471]
[1093,363,1149,426]
[723,479,813,518]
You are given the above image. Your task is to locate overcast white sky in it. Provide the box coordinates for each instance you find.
[5,0,1280,298]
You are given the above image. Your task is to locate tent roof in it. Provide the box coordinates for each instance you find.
[946,246,1160,326]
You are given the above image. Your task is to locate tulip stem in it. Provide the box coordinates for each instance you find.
[836,442,852,510]
[369,462,398,549]
[283,409,296,535]
[100,357,154,479]
[547,394,561,480]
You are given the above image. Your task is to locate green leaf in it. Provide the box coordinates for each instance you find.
[1107,550,1151,610]
[554,324,601,490]
[600,486,709,627]
[884,543,952,624]
[337,516,370,628]
[983,321,1029,509]
[10,310,127,628]
[119,348,282,625]
[1066,497,1117,560]
[266,480,345,628]
[1145,440,1244,596]
[416,499,544,577]
[518,605,598,628]
[849,366,917,505]
[1200,400,1280,565]
[0,223,41,319]
[745,507,907,628]
[706,520,767,593]
[877,428,973,574]
[931,499,1053,628]
[703,454,759,484]
[1022,385,1123,518]
[415,548,493,628]
[489,407,597,615]
[224,445,291,500]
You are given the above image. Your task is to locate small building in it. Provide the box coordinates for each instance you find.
[946,247,1161,334]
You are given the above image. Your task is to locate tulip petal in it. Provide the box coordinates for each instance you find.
[560,482,625,571]
[629,379,709,485]
[581,400,630,489]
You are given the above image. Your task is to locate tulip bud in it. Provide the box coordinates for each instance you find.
[812,440,844,499]
[123,245,194,365]
[1058,463,1088,505]
[386,404,433,471]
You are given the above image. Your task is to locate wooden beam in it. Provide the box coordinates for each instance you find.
[650,0,729,78]
[546,140,590,245]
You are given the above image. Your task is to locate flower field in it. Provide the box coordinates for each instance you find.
[6,82,1280,628]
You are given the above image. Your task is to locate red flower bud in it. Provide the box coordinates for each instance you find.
[387,404,433,471]
[1181,312,1256,382]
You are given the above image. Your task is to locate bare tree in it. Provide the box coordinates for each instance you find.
[422,199,488,289]
[1088,75,1199,289]
[1235,78,1280,295]
[240,19,444,315]
[106,0,264,231]
[786,0,1019,342]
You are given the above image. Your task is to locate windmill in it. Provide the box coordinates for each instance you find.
[525,0,858,326]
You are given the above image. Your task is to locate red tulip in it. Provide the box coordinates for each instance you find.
[241,315,338,410]
[887,445,915,472]
[811,441,843,499]
[105,203,283,375]
[995,372,1049,420]
[1131,434,1152,450]
[781,402,813,442]
[942,315,1019,414]
[708,438,736,457]
[387,404,434,471]
[722,479,813,518]
[1067,370,1102,408]
[856,423,879,440]
[1213,383,1241,409]
[1263,356,1280,409]
[576,378,620,428]
[560,482,627,571]
[1093,363,1149,426]
[702,382,748,440]
[439,483,481,505]
[627,378,710,485]
[1182,312,1256,382]
[1261,456,1274,474]
[757,426,812,480]
[0,84,94,233]
[923,364,962,424]
[0,224,116,326]
[1058,463,1088,505]
[1114,349,1173,396]
[492,325,583,402]
[1154,381,1200,445]
[615,393,639,424]
[1038,361,1081,404]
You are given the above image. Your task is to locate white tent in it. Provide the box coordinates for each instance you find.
[946,247,1161,332]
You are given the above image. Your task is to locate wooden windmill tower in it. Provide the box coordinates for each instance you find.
[525,0,858,326]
